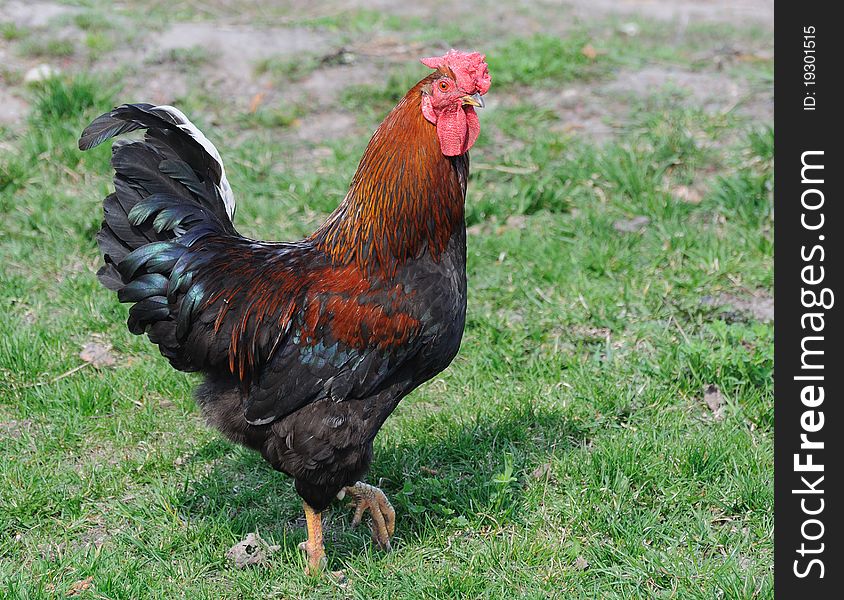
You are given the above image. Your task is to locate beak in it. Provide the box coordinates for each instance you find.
[461,93,485,108]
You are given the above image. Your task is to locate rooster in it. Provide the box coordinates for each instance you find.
[79,49,490,574]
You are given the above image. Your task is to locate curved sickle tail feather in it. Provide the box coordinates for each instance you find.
[80,103,239,371]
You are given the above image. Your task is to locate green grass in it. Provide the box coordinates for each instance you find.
[236,105,303,130]
[149,46,213,68]
[17,36,76,59]
[300,9,422,33]
[490,34,612,88]
[254,55,322,82]
[341,66,426,123]
[71,12,115,33]
[0,9,772,599]
[1,22,27,42]
[83,32,116,59]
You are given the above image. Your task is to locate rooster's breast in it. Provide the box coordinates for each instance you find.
[397,228,468,386]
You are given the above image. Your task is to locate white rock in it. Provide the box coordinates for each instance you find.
[619,22,640,37]
[24,64,60,83]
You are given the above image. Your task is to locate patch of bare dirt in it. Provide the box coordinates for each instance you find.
[513,86,624,142]
[0,41,30,124]
[609,67,742,109]
[298,0,545,30]
[672,184,704,204]
[78,523,110,551]
[501,60,772,144]
[114,24,333,111]
[293,62,372,106]
[116,33,388,140]
[153,23,331,82]
[0,0,79,28]
[293,110,362,143]
[702,291,773,323]
[120,64,192,107]
[0,86,28,126]
[604,65,772,122]
[0,417,34,440]
[559,0,772,27]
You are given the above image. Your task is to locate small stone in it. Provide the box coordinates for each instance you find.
[24,64,60,83]
[619,22,640,37]
[613,216,650,233]
[703,384,726,420]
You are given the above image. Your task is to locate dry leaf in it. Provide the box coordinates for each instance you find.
[505,215,528,230]
[466,223,484,236]
[79,341,116,368]
[226,532,280,569]
[613,216,650,233]
[249,92,265,113]
[674,185,702,204]
[67,576,93,596]
[531,462,552,480]
[703,384,726,420]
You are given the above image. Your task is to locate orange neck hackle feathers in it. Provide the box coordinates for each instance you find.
[314,49,490,278]
[313,76,467,277]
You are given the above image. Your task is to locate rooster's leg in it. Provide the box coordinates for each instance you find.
[342,481,396,550]
[299,502,326,575]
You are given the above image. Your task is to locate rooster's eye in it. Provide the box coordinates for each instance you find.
[438,81,450,91]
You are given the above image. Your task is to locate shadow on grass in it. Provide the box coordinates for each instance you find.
[175,406,589,562]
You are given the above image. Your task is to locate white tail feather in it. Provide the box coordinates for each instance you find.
[155,105,236,220]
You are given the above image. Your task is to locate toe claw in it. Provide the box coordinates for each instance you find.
[344,481,397,551]
[351,502,366,528]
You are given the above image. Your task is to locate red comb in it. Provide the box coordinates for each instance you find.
[420,49,491,95]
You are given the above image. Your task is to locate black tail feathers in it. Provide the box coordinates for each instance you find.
[80,103,238,362]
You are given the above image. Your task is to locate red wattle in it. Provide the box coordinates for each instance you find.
[464,106,480,151]
[435,106,479,156]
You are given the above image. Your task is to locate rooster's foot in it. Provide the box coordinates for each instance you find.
[297,540,345,581]
[299,503,346,581]
[298,540,326,576]
[343,481,396,551]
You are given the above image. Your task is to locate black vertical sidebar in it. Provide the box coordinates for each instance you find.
[774,2,842,597]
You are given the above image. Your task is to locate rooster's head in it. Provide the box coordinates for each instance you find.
[420,49,491,156]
